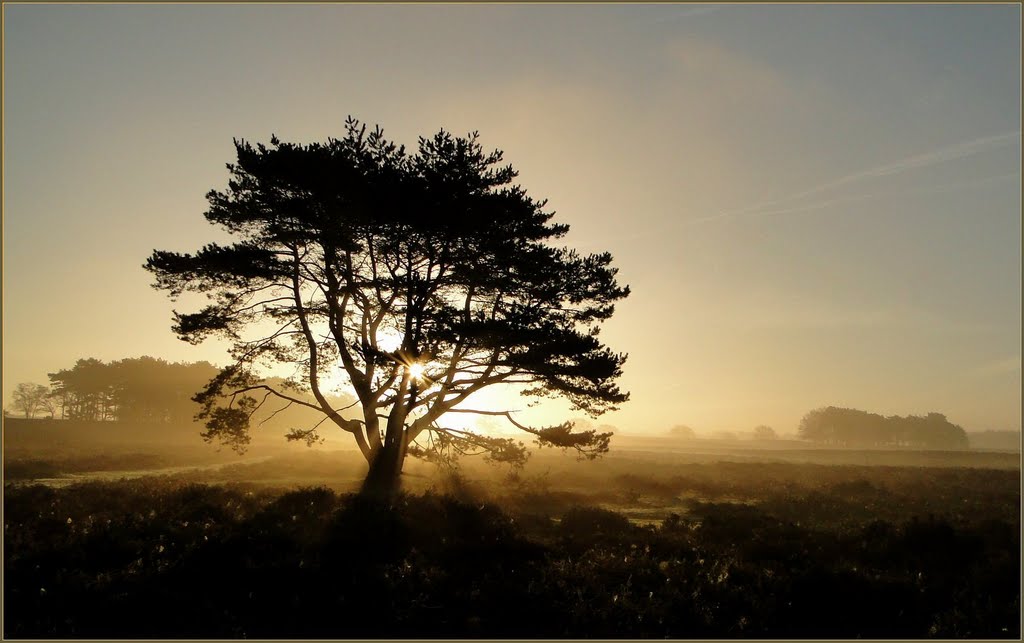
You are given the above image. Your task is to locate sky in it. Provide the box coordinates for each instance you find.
[3,3,1021,437]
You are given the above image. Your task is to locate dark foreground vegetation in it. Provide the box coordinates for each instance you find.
[5,456,1020,639]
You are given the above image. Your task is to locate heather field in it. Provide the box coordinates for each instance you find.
[5,441,1019,638]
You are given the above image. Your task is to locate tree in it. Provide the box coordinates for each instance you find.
[48,358,117,421]
[752,425,777,440]
[894,412,968,450]
[38,391,59,419]
[668,424,696,439]
[798,406,880,446]
[10,383,50,419]
[798,406,969,449]
[41,354,350,438]
[145,118,630,497]
[109,357,221,425]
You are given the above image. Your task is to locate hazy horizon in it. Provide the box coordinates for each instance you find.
[4,4,1021,437]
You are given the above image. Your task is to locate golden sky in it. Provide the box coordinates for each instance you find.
[4,4,1020,435]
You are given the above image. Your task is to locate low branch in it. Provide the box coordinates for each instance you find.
[231,385,326,414]
[257,400,294,427]
[445,409,611,459]
[229,384,360,427]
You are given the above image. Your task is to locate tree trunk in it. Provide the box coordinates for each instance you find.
[360,440,405,500]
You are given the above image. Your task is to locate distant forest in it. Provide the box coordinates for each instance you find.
[6,357,350,432]
[5,358,1014,453]
[798,406,969,450]
[44,357,217,423]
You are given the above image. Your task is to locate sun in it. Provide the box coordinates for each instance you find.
[407,362,426,382]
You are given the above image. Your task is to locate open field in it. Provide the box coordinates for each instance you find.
[4,432,1020,638]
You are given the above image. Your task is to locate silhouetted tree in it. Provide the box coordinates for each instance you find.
[10,383,50,419]
[145,118,630,497]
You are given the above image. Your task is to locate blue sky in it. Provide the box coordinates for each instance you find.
[4,4,1020,434]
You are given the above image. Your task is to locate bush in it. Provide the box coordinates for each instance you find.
[560,505,632,539]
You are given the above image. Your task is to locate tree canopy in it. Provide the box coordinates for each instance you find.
[798,406,968,450]
[145,118,630,494]
[47,357,220,423]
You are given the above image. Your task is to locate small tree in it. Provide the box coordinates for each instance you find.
[752,425,777,440]
[146,118,630,497]
[10,383,50,419]
[669,424,696,439]
[38,391,58,419]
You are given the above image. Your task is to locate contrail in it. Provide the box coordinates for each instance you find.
[684,192,879,226]
[574,134,1019,247]
[684,171,1021,226]
[786,130,1020,202]
[715,130,1021,220]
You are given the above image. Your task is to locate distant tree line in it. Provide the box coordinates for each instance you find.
[7,357,357,443]
[38,357,221,423]
[7,357,232,423]
[667,424,777,440]
[798,406,968,450]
